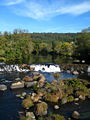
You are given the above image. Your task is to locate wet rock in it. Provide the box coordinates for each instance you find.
[0,84,7,91]
[54,105,59,109]
[36,102,48,116]
[25,81,37,88]
[10,81,24,89]
[23,76,33,82]
[72,111,80,119]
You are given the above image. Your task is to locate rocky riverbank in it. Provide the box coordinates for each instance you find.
[8,72,89,120]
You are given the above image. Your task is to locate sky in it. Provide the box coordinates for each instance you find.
[0,0,90,33]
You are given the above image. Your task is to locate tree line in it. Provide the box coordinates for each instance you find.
[0,29,90,63]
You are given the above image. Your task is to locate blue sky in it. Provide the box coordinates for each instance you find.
[0,0,90,33]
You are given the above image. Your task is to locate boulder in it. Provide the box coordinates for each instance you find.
[72,111,80,119]
[10,81,24,89]
[0,84,7,91]
[25,81,37,88]
[35,102,48,116]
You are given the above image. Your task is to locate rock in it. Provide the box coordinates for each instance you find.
[72,111,80,119]
[79,95,85,100]
[10,81,24,89]
[75,103,79,105]
[73,71,79,75]
[67,70,71,73]
[31,94,41,102]
[30,66,35,71]
[23,76,33,82]
[61,98,67,104]
[87,66,90,72]
[25,81,37,88]
[0,84,7,91]
[74,98,79,101]
[22,92,27,97]
[54,105,59,109]
[26,112,36,120]
[36,102,48,116]
[15,78,21,81]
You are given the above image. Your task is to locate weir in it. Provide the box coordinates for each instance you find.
[0,64,61,72]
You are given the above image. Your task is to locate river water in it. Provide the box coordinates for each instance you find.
[0,71,90,120]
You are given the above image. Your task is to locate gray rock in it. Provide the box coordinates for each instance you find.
[0,84,7,91]
[72,111,80,119]
[25,81,37,88]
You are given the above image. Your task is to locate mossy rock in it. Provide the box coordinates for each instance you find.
[36,102,48,116]
[22,96,34,109]
[50,114,65,120]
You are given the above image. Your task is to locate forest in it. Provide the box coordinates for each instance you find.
[0,29,90,64]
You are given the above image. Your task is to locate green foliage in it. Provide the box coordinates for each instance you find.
[0,29,90,63]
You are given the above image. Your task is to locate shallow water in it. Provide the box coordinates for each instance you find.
[0,71,90,120]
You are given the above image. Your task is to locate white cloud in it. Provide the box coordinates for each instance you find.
[0,0,24,6]
[1,0,90,20]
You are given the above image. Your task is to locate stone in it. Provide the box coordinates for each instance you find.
[26,112,36,120]
[36,102,48,116]
[25,81,37,88]
[22,92,27,97]
[0,84,7,91]
[73,71,79,75]
[10,81,24,89]
[15,78,21,81]
[54,105,59,109]
[61,98,67,104]
[74,98,79,101]
[23,76,33,82]
[79,95,85,100]
[72,111,80,119]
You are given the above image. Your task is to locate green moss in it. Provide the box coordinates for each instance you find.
[44,92,59,103]
[50,114,65,120]
[36,102,48,116]
[22,96,34,109]
[67,96,74,102]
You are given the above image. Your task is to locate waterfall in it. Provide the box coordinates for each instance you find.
[30,64,61,72]
[0,64,61,72]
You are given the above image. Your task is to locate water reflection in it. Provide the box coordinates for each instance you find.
[28,55,73,64]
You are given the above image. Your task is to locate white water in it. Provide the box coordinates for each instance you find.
[30,64,60,72]
[0,64,61,73]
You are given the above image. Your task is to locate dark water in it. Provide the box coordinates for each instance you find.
[0,71,90,120]
[6,55,73,64]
